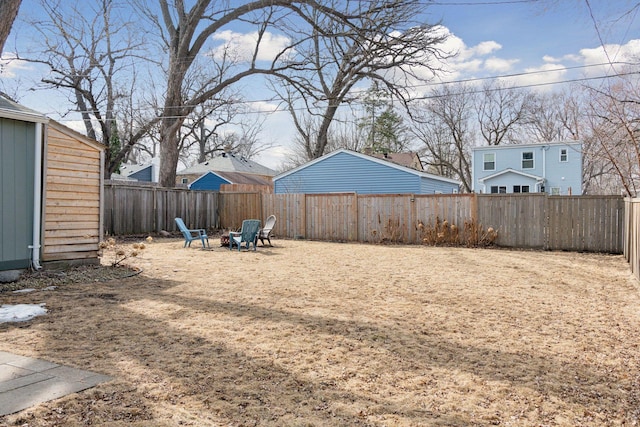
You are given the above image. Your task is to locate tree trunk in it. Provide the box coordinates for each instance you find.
[0,0,21,54]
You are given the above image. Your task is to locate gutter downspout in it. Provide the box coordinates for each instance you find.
[30,122,43,270]
[541,145,549,193]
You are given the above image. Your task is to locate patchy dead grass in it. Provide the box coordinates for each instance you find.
[1,238,639,426]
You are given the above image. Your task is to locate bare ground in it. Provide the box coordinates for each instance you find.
[1,238,639,426]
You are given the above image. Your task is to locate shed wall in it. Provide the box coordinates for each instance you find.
[0,118,35,269]
[43,125,102,262]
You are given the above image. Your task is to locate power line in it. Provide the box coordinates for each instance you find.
[45,62,640,121]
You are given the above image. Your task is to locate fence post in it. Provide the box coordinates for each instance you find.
[543,194,550,250]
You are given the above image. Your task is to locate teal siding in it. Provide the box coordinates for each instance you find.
[0,118,35,269]
[276,151,459,194]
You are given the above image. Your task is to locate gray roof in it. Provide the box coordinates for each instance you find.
[214,171,272,186]
[177,152,276,176]
[0,95,48,123]
[119,163,151,177]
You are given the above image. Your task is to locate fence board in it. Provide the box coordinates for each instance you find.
[413,194,475,244]
[262,193,305,239]
[624,198,640,281]
[218,192,262,230]
[103,183,218,235]
[546,196,623,252]
[306,193,357,241]
[477,194,546,249]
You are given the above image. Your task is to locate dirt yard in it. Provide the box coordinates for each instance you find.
[1,237,639,426]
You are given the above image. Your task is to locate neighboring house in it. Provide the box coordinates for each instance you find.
[273,149,460,194]
[0,96,104,271]
[112,158,160,182]
[472,142,583,195]
[176,151,276,190]
[189,170,272,191]
[369,151,424,171]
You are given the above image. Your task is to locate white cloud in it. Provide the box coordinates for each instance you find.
[423,26,516,83]
[256,145,295,170]
[484,57,519,73]
[577,39,640,76]
[503,63,569,89]
[210,30,292,63]
[249,100,280,113]
[472,41,502,57]
[0,54,32,78]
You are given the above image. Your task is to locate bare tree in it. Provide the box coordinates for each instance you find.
[584,70,640,196]
[475,80,529,146]
[23,0,155,178]
[0,0,21,54]
[519,91,581,143]
[274,0,448,161]
[411,83,476,191]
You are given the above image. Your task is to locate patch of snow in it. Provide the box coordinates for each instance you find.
[0,304,47,323]
[13,288,36,294]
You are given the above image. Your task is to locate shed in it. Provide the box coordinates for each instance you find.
[0,96,104,271]
[273,149,460,194]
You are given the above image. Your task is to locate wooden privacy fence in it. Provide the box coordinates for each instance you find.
[103,182,219,235]
[103,183,625,254]
[220,192,624,253]
[476,194,624,252]
[624,198,640,280]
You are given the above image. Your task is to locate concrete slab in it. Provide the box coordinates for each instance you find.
[0,351,111,416]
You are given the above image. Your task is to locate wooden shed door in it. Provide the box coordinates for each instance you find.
[0,118,36,270]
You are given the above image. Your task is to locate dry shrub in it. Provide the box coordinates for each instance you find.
[99,236,152,267]
[419,217,497,247]
[370,217,405,244]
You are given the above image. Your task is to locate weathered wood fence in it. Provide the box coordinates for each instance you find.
[104,182,625,253]
[103,182,219,235]
[624,198,640,280]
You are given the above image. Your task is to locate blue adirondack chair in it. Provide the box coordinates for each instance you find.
[229,219,261,251]
[175,217,209,248]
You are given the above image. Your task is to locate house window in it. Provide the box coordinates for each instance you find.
[522,151,534,169]
[512,185,530,193]
[521,185,530,193]
[181,178,189,184]
[490,186,506,194]
[550,187,561,195]
[560,148,568,162]
[483,153,495,171]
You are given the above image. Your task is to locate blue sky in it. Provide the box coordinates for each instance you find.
[2,0,639,170]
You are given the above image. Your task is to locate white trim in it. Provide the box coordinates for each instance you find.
[274,149,461,185]
[0,108,48,124]
[472,141,582,151]
[478,168,544,183]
